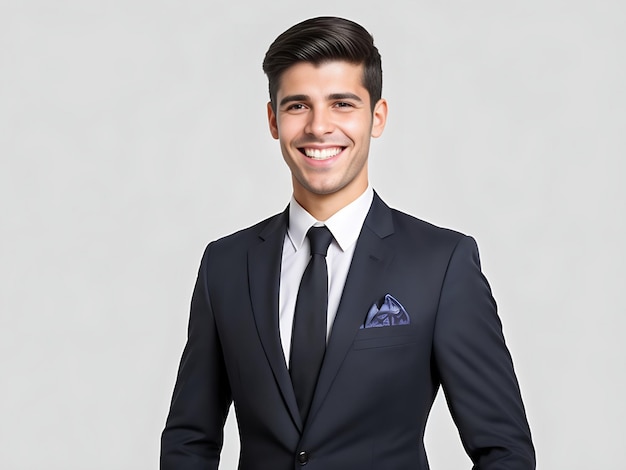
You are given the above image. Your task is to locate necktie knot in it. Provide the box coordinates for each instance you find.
[307,226,333,257]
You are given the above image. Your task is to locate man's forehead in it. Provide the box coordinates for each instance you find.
[280,59,364,74]
[276,60,367,94]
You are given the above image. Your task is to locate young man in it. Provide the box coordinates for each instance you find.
[161,16,535,470]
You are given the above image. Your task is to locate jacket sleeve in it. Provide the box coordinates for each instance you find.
[161,243,232,470]
[433,235,535,469]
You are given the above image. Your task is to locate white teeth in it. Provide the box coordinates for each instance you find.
[303,147,342,160]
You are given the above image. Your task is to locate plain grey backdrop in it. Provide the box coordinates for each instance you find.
[1,0,624,468]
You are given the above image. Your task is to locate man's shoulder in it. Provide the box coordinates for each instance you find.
[386,205,469,249]
[391,207,463,235]
[207,210,286,251]
[368,191,464,238]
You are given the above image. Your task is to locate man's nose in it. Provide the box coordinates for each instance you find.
[304,107,334,137]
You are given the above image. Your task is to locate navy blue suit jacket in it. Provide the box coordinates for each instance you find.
[161,193,535,469]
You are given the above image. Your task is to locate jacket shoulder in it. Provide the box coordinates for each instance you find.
[389,207,468,248]
[202,210,286,257]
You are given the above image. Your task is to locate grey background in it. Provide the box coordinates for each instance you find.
[1,0,624,468]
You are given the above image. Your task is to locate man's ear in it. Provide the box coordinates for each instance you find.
[371,98,388,138]
[267,102,279,139]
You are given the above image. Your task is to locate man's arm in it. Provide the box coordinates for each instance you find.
[161,244,232,470]
[433,235,535,469]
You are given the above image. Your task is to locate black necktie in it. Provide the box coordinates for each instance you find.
[290,225,334,423]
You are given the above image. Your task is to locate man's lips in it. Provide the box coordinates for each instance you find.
[298,146,345,160]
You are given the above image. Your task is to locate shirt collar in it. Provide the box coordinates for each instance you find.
[287,186,374,252]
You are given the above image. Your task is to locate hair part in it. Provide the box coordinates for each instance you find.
[262,17,382,112]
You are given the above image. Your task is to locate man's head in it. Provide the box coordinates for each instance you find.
[263,16,382,113]
[263,17,388,219]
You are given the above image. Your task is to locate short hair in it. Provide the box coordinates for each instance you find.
[262,16,382,112]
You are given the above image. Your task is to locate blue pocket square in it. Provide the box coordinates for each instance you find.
[360,294,410,329]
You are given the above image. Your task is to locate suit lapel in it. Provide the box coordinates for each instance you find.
[248,208,303,432]
[308,194,395,424]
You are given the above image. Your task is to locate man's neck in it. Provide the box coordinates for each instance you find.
[293,183,369,221]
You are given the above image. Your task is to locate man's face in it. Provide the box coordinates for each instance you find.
[268,61,387,209]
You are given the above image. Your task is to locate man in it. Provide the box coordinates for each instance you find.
[161,16,535,470]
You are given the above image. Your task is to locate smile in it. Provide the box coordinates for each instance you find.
[300,147,344,160]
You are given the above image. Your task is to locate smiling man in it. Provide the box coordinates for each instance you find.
[268,60,387,221]
[161,17,535,470]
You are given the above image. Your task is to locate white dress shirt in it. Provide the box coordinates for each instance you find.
[279,186,374,364]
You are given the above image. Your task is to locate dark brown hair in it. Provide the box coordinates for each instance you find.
[262,16,382,112]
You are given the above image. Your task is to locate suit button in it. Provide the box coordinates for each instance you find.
[297,451,309,465]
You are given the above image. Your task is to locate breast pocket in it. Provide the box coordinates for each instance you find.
[352,325,417,350]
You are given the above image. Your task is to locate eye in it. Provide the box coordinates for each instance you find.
[333,101,354,110]
[286,103,307,111]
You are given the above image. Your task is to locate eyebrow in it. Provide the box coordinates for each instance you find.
[279,92,364,107]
